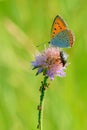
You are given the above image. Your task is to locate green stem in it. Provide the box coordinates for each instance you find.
[37,76,49,130]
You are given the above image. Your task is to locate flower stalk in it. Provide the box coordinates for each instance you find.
[37,76,49,130]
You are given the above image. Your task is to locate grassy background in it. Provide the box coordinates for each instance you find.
[0,0,87,130]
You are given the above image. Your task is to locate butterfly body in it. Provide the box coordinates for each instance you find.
[50,15,74,48]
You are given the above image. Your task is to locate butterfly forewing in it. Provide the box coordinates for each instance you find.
[51,15,67,38]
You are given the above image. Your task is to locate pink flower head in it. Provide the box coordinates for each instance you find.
[31,47,68,80]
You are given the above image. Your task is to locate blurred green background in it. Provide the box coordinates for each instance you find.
[0,0,87,130]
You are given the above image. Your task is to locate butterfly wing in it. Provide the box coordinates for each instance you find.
[51,15,67,38]
[50,29,74,48]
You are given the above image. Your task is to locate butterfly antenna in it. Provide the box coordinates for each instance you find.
[36,43,42,47]
[36,41,48,48]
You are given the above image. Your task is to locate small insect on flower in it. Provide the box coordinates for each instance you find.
[31,47,68,80]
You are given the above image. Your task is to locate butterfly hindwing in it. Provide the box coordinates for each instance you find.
[51,15,67,38]
[50,29,74,48]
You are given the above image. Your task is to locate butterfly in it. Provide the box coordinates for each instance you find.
[49,15,74,48]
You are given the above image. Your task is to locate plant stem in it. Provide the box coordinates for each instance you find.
[37,76,49,130]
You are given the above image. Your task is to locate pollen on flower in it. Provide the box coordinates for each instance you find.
[31,47,68,80]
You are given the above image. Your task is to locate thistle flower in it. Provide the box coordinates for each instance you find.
[32,47,68,80]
